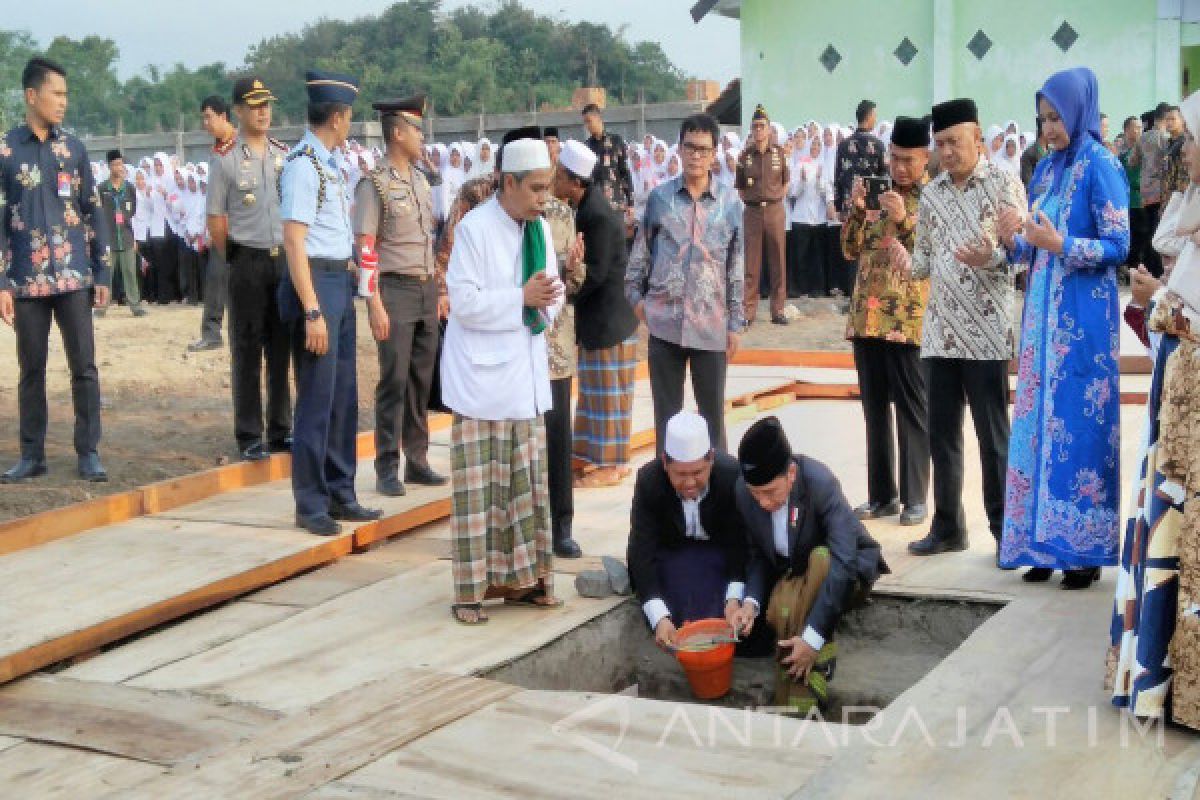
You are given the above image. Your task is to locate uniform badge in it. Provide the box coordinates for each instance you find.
[748,178,755,186]
[244,193,257,206]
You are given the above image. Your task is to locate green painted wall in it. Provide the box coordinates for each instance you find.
[740,0,1173,130]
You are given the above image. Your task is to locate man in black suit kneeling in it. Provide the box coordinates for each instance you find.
[731,416,889,713]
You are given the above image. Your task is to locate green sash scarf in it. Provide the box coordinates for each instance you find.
[521,218,547,335]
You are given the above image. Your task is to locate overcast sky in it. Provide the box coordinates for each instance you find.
[5,0,740,84]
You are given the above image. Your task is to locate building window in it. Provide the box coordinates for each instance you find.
[1052,21,1079,53]
[820,45,842,73]
[894,37,918,67]
[967,30,993,61]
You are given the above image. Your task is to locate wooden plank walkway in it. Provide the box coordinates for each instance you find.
[0,359,1191,799]
[0,367,796,687]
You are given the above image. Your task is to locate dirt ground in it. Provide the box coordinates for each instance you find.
[0,296,850,524]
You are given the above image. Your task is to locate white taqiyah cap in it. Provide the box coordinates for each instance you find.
[501,138,552,173]
[558,139,598,180]
[664,411,712,462]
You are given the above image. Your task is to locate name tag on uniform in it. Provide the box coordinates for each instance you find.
[114,211,125,226]
[57,172,72,198]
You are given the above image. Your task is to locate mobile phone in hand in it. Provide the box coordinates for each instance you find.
[865,176,892,211]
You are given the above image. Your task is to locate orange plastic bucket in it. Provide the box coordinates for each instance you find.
[674,618,736,699]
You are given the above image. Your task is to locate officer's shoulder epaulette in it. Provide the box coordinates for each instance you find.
[213,137,236,156]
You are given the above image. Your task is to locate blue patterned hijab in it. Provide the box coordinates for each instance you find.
[1036,67,1102,195]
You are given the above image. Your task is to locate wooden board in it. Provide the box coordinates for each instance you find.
[0,490,145,556]
[245,557,410,608]
[326,689,837,799]
[0,518,351,682]
[0,674,279,765]
[64,601,296,684]
[130,562,624,713]
[111,670,515,800]
[0,742,163,798]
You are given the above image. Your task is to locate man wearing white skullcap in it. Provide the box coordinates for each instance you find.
[627,411,752,650]
[441,129,567,626]
[555,140,640,496]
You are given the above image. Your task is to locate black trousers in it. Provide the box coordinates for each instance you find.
[648,335,727,454]
[545,376,574,539]
[145,236,168,303]
[824,224,856,295]
[373,275,439,476]
[227,243,292,449]
[156,231,181,304]
[13,289,101,459]
[788,223,829,297]
[1143,202,1164,278]
[177,241,201,305]
[853,338,930,507]
[200,249,228,344]
[1126,206,1150,273]
[926,357,1009,541]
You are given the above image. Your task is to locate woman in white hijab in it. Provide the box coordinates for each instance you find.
[468,137,495,179]
[788,135,832,297]
[180,168,207,304]
[440,143,468,222]
[995,134,1022,176]
[985,125,1005,161]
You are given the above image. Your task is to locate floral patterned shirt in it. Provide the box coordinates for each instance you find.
[841,179,928,345]
[912,156,1027,360]
[0,124,111,297]
[626,176,745,352]
[435,175,496,299]
[543,196,585,380]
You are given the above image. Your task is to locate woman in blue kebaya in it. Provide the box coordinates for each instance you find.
[997,67,1131,589]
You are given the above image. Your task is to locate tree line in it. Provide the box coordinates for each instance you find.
[0,0,687,136]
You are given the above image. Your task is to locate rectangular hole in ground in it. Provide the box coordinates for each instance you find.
[481,593,1002,723]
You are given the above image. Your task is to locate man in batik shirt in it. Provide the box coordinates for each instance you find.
[626,113,744,453]
[841,116,932,529]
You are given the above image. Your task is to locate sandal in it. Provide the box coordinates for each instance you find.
[505,586,565,609]
[451,603,489,625]
[574,469,625,489]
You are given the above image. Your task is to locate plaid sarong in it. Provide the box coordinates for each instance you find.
[450,414,554,605]
[572,336,638,467]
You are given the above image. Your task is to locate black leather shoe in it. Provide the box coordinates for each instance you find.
[1061,567,1100,590]
[295,513,342,536]
[405,461,448,486]
[898,504,927,526]
[268,436,293,453]
[907,530,968,556]
[1,457,48,483]
[329,502,383,522]
[241,442,269,461]
[187,338,222,352]
[771,314,790,325]
[1023,567,1055,583]
[78,452,108,483]
[554,537,583,558]
[376,474,407,497]
[854,499,901,520]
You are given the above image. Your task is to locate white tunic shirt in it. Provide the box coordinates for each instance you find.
[441,194,562,421]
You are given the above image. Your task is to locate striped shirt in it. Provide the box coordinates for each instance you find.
[912,156,1027,360]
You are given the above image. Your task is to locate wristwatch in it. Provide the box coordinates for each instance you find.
[304,308,322,322]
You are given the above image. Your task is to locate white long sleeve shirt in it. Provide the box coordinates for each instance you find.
[132,189,151,243]
[148,185,168,238]
[441,194,563,421]
[788,161,829,226]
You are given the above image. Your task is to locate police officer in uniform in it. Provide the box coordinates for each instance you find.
[736,104,790,325]
[355,94,447,497]
[206,76,292,461]
[280,70,381,536]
